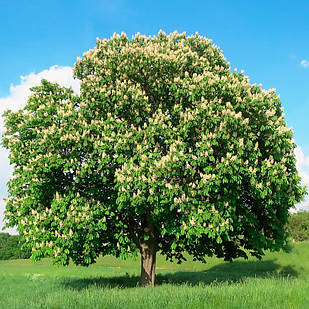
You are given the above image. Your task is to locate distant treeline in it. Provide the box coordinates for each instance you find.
[0,233,31,260]
[288,211,309,242]
[0,211,308,260]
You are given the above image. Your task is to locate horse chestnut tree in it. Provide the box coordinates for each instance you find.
[2,31,305,286]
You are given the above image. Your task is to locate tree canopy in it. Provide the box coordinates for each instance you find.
[2,31,305,286]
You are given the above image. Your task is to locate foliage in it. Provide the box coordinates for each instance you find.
[288,211,309,242]
[0,233,31,260]
[0,232,10,248]
[1,31,305,272]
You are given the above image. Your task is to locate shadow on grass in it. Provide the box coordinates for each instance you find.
[156,260,298,286]
[61,259,298,290]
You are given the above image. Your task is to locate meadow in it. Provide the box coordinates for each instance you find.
[0,242,309,309]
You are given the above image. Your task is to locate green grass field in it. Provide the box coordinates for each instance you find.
[1,242,309,309]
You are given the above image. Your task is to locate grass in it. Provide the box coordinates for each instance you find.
[0,242,309,308]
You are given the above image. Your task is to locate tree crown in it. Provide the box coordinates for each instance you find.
[2,31,305,266]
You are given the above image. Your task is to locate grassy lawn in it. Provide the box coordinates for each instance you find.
[0,242,309,309]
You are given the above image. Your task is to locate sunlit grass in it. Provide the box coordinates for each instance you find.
[0,242,308,308]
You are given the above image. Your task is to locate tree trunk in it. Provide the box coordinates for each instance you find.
[140,239,157,287]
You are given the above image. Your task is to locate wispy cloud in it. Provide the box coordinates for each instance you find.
[294,146,309,212]
[0,65,80,133]
[300,59,309,68]
[0,65,80,234]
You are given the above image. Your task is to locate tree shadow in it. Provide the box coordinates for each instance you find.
[60,259,298,291]
[156,260,298,286]
[60,273,140,290]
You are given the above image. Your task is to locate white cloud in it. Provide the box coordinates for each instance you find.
[300,59,309,68]
[0,65,80,132]
[0,147,12,194]
[294,146,309,212]
[0,65,80,234]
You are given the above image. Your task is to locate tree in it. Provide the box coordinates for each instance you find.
[0,233,31,260]
[2,31,305,286]
[0,233,10,248]
[288,211,309,242]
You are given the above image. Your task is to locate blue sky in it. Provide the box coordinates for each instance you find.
[1,0,309,149]
[1,0,309,231]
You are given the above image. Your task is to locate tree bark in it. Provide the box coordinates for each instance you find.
[140,238,157,287]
